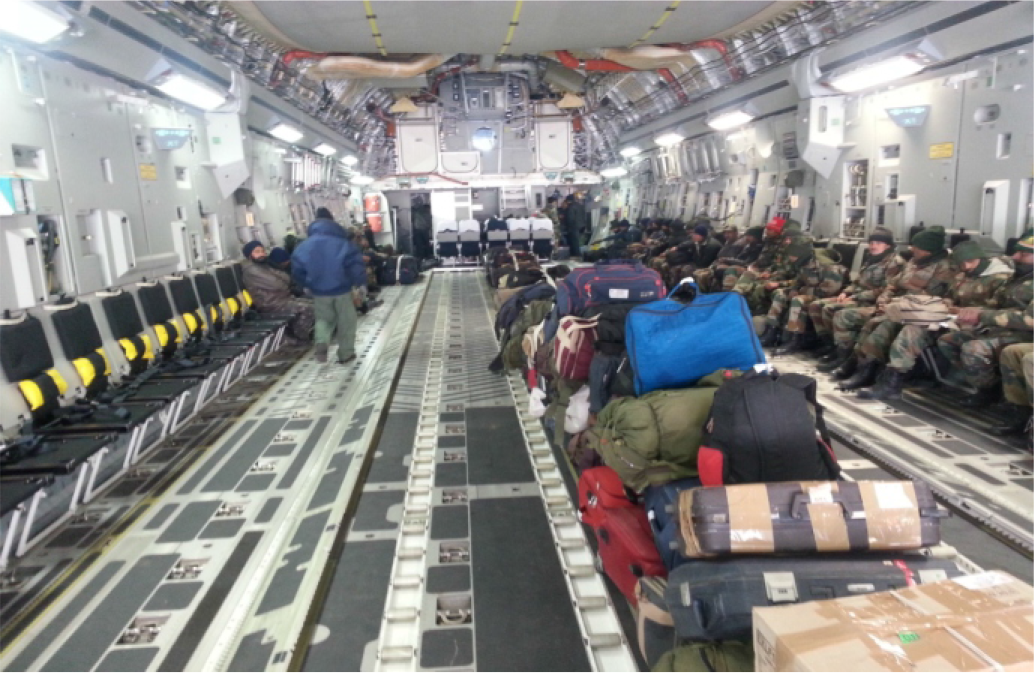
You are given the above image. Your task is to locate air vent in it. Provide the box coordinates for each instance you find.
[781,132,800,160]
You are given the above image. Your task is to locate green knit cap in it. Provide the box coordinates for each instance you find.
[1017,229,1033,253]
[950,240,987,264]
[911,228,946,253]
[783,219,802,233]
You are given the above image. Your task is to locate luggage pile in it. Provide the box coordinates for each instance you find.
[493,269,965,672]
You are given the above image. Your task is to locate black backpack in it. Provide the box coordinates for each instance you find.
[581,303,637,355]
[697,370,839,486]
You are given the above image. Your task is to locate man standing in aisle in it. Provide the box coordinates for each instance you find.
[565,193,587,258]
[292,207,367,364]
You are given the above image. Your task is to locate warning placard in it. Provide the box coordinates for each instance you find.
[928,142,954,159]
[139,163,158,180]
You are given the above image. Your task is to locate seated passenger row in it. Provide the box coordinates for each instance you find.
[0,262,291,569]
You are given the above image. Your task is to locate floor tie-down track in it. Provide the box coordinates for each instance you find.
[302,271,636,672]
[775,354,1034,555]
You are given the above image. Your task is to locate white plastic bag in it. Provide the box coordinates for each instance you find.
[528,388,547,419]
[564,385,591,434]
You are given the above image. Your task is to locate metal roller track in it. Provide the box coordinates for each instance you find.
[775,356,1034,556]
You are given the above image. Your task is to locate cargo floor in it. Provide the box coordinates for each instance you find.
[3,273,1029,672]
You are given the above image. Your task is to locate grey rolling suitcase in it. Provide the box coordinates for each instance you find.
[679,480,947,557]
[665,554,963,642]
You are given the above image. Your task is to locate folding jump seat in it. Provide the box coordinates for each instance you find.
[193,272,274,368]
[44,301,196,437]
[133,280,229,392]
[458,219,482,258]
[0,313,159,560]
[507,217,531,251]
[530,217,555,259]
[95,288,217,417]
[166,276,252,386]
[436,220,460,258]
[485,216,509,250]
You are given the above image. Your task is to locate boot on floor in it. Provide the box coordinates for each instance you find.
[857,368,906,400]
[989,406,1033,436]
[775,333,806,356]
[828,353,857,378]
[758,325,780,348]
[838,358,881,391]
[958,386,1001,409]
[817,347,851,372]
[811,335,836,359]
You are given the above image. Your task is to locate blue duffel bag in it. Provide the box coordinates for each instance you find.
[626,286,765,395]
[642,477,701,570]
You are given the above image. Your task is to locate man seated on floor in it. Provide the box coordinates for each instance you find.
[240,240,315,344]
[694,225,764,292]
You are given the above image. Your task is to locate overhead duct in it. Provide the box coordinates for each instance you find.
[306,53,452,80]
[542,60,587,93]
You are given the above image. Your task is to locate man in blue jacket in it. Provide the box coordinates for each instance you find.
[292,208,368,364]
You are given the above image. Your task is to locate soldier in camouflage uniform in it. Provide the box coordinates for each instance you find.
[649,220,691,280]
[240,241,315,343]
[722,217,787,291]
[734,223,812,314]
[694,225,764,292]
[935,233,1034,407]
[666,223,723,288]
[857,241,1013,400]
[767,247,847,354]
[992,342,1033,445]
[813,227,904,366]
[834,227,956,389]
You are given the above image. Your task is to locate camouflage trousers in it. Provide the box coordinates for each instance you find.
[884,324,939,371]
[731,269,776,314]
[936,330,1031,390]
[695,265,738,293]
[856,316,902,364]
[667,264,697,289]
[780,294,820,333]
[999,343,1034,406]
[808,298,863,336]
[723,265,749,292]
[832,306,878,350]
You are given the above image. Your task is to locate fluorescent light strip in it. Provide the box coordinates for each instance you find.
[269,123,303,143]
[829,56,926,92]
[619,147,641,158]
[156,73,228,111]
[351,175,374,185]
[654,132,684,147]
[600,166,628,178]
[341,155,359,166]
[706,109,754,131]
[3,0,70,44]
[313,143,337,156]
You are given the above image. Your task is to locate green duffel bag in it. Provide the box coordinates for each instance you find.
[501,299,554,371]
[592,370,737,492]
[652,641,754,672]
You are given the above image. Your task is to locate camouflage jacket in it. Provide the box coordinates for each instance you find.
[843,250,906,304]
[876,250,956,305]
[775,253,846,298]
[715,237,762,267]
[947,257,1014,308]
[753,237,785,271]
[976,267,1034,334]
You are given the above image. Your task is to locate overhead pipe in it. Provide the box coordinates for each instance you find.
[657,69,690,106]
[554,50,633,72]
[282,50,328,66]
[306,53,452,80]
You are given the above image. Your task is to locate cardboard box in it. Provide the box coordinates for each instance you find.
[753,571,1034,671]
